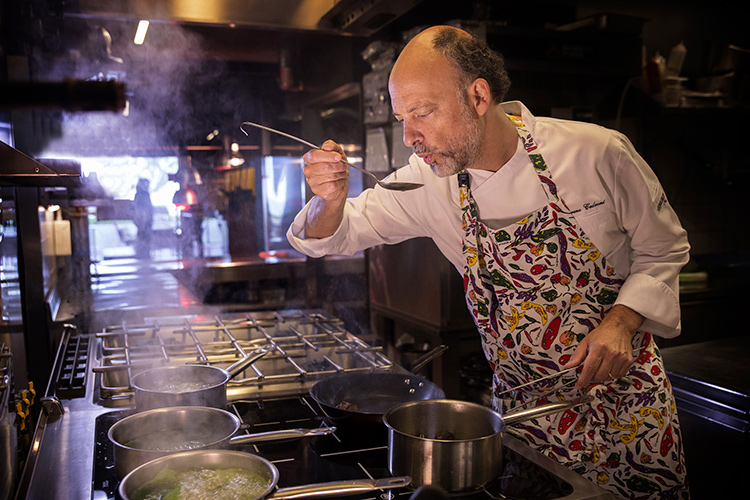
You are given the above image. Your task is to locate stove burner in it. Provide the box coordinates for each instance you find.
[92,397,573,500]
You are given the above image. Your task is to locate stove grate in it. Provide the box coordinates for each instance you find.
[92,309,393,402]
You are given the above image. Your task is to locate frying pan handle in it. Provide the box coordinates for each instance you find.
[408,345,448,373]
[501,396,593,427]
[270,476,411,500]
[226,344,274,378]
[229,426,336,445]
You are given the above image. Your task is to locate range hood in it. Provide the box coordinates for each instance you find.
[75,0,425,36]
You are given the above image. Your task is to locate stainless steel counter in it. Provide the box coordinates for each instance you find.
[15,373,109,499]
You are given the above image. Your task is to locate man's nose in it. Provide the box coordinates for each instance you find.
[402,122,422,148]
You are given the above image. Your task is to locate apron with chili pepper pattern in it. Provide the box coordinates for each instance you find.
[460,115,689,499]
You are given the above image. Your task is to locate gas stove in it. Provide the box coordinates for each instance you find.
[15,309,614,500]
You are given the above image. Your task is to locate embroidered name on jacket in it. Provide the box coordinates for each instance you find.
[569,199,606,214]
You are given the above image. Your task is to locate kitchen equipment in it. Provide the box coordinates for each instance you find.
[131,344,272,411]
[383,397,591,492]
[108,406,336,479]
[117,449,411,500]
[94,310,396,404]
[240,121,424,191]
[309,345,447,435]
[17,309,616,500]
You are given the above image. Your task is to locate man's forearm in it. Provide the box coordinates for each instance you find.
[602,304,644,339]
[304,196,346,239]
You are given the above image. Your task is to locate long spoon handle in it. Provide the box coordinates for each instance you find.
[240,121,372,177]
[241,121,318,150]
[240,121,424,191]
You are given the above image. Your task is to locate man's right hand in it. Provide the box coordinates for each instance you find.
[302,140,349,238]
[303,140,350,201]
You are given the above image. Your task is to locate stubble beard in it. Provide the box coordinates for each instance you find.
[416,103,484,178]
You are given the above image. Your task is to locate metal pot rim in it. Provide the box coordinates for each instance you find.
[108,405,241,451]
[383,399,506,441]
[131,364,231,394]
[310,372,446,416]
[118,449,280,500]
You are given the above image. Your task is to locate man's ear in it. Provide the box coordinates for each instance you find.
[469,78,491,116]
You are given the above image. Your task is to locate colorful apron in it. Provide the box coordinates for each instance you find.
[460,115,689,499]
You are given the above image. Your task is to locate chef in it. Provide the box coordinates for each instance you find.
[288,25,690,499]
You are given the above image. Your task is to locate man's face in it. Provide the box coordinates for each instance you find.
[389,54,483,177]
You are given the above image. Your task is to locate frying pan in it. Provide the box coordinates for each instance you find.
[118,449,411,500]
[108,406,336,479]
[309,346,447,434]
[131,344,272,411]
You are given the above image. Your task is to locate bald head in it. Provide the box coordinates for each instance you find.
[391,25,511,105]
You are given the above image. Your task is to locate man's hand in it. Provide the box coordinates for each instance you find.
[302,140,350,239]
[303,140,350,201]
[563,305,644,389]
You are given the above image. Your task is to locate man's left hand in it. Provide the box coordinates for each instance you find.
[563,304,644,389]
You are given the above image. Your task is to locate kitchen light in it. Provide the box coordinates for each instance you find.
[134,20,149,45]
[229,142,245,167]
[172,187,197,211]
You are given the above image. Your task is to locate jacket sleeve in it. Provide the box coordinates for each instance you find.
[608,132,690,338]
[287,160,436,257]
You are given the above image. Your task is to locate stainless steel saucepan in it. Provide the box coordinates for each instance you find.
[109,405,336,479]
[383,397,591,493]
[118,449,411,500]
[130,344,273,411]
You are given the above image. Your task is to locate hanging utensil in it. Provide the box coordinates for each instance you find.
[240,121,423,191]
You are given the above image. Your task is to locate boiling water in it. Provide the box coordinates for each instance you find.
[147,378,214,393]
[124,430,216,451]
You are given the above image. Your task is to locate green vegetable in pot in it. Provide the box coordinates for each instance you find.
[131,466,271,500]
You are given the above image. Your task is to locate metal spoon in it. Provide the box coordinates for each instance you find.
[240,121,423,191]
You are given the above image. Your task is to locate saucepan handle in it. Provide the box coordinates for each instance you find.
[269,476,411,500]
[408,345,448,373]
[501,396,592,427]
[229,426,336,445]
[226,344,274,378]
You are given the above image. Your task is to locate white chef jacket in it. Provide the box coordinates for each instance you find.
[288,101,690,338]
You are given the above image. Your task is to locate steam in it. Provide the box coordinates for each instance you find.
[41,21,218,153]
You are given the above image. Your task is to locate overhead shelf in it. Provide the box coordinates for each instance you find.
[0,141,81,187]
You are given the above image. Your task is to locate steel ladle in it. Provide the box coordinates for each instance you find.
[240,121,423,191]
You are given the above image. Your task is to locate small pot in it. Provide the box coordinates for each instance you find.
[131,344,272,411]
[109,406,336,479]
[118,449,411,500]
[383,398,590,493]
